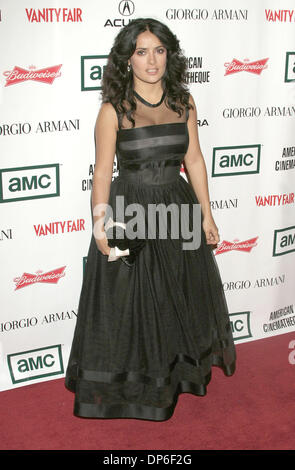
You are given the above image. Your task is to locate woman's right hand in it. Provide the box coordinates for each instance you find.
[95,231,111,256]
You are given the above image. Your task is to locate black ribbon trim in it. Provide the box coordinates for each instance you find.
[119,158,182,171]
[117,122,187,141]
[73,376,211,421]
[67,323,236,420]
[77,335,233,387]
[119,144,187,160]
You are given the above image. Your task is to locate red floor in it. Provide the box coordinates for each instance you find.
[1,331,295,450]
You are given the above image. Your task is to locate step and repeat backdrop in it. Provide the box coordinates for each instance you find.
[0,0,294,391]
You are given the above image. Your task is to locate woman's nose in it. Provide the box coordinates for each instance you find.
[148,52,156,64]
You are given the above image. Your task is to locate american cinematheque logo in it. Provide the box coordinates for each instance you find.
[0,164,60,203]
[7,345,64,384]
[212,144,261,177]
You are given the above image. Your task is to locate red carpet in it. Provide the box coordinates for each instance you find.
[1,331,294,450]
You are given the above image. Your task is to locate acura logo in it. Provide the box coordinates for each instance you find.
[119,0,135,16]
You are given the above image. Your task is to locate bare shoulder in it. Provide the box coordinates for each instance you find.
[188,93,197,110]
[96,101,119,132]
[185,93,198,125]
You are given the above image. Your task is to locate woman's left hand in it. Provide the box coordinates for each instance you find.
[202,216,220,245]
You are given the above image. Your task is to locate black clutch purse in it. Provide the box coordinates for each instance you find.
[104,217,146,267]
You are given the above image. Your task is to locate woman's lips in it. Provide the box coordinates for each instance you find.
[146,69,158,75]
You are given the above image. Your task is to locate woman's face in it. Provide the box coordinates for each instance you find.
[128,30,167,86]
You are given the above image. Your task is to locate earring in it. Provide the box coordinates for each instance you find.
[127,64,131,72]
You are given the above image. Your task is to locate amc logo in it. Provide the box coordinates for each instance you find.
[284,52,295,82]
[0,164,60,203]
[273,225,295,256]
[212,145,261,177]
[81,55,108,91]
[7,345,64,384]
[229,311,252,341]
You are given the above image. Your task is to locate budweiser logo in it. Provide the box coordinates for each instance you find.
[215,237,258,255]
[13,266,66,290]
[3,65,62,87]
[224,58,268,75]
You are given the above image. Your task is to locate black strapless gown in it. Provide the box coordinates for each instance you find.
[65,121,236,421]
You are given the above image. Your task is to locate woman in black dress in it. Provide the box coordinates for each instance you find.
[65,18,236,421]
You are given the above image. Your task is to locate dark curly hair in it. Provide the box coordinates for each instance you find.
[100,17,193,128]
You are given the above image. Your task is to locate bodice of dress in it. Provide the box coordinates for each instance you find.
[115,97,189,186]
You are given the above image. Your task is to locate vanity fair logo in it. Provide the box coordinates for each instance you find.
[265,10,295,22]
[224,58,268,76]
[13,267,66,290]
[33,219,85,236]
[3,65,62,87]
[255,193,294,207]
[215,237,258,255]
[25,8,82,22]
